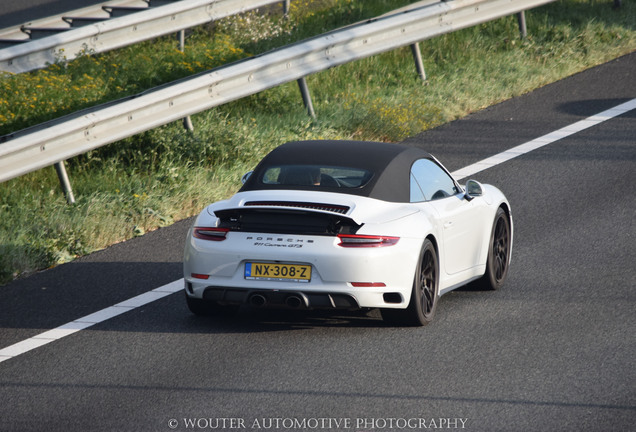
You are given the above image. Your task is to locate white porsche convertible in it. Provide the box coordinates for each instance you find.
[183,140,512,326]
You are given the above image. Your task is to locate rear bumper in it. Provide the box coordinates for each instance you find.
[184,230,423,309]
[184,281,407,310]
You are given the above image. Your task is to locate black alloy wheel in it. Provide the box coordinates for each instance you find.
[478,207,511,290]
[418,242,438,321]
[493,213,510,283]
[382,238,439,326]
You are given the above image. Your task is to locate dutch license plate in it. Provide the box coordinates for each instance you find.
[245,262,311,283]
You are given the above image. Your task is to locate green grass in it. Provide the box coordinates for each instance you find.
[0,0,634,284]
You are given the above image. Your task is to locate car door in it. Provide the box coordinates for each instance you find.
[410,158,486,275]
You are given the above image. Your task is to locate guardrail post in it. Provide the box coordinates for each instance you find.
[410,42,427,82]
[283,0,290,15]
[54,161,75,204]
[178,30,194,131]
[517,11,527,39]
[614,0,621,8]
[178,29,185,51]
[297,77,316,118]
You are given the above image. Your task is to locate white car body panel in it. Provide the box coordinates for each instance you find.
[183,140,513,316]
[184,187,511,307]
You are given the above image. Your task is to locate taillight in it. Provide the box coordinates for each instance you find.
[193,227,229,241]
[337,234,399,247]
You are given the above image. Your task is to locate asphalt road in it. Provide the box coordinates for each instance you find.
[0,28,634,432]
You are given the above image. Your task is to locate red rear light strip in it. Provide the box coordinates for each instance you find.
[193,227,229,241]
[337,234,399,247]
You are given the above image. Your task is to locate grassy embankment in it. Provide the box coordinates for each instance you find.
[0,0,634,284]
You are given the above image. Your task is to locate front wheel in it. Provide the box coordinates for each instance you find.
[382,239,439,326]
[477,207,511,290]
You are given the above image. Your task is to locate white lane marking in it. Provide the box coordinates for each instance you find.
[0,279,183,363]
[1,98,635,364]
[451,98,636,180]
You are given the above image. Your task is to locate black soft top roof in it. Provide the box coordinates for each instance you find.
[240,140,434,202]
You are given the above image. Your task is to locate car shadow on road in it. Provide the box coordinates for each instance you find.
[182,306,394,333]
[0,258,409,345]
[1,252,510,341]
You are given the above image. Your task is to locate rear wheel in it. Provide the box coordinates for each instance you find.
[477,207,511,290]
[382,239,439,326]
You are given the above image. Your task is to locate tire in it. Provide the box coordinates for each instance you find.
[477,207,511,290]
[382,239,439,326]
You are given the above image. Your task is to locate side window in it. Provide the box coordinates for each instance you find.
[410,159,458,202]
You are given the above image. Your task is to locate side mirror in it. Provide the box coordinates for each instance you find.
[241,171,253,184]
[464,179,483,201]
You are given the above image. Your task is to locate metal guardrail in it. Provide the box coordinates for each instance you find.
[0,0,290,74]
[0,0,556,187]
